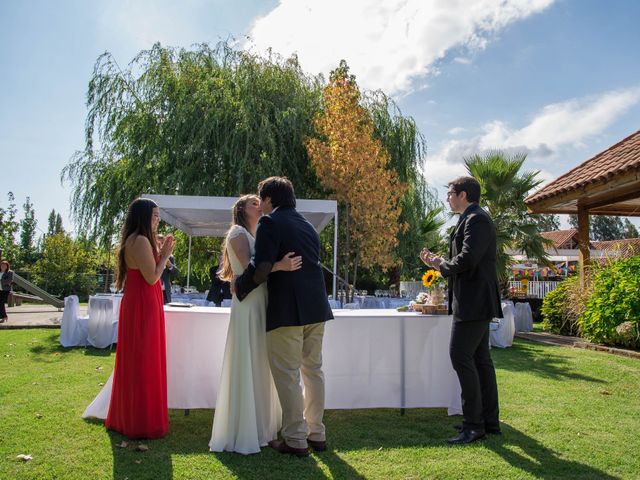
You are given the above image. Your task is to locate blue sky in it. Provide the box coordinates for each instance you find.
[2,0,640,234]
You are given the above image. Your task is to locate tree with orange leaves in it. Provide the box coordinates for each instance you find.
[306,61,407,297]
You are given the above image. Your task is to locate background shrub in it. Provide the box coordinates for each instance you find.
[541,276,582,336]
[579,256,640,347]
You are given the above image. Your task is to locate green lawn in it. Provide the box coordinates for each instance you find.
[1,329,639,479]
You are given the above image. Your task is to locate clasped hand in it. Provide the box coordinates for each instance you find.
[420,247,443,268]
[159,235,175,260]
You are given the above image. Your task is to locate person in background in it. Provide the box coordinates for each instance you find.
[157,234,179,304]
[206,254,231,307]
[0,260,14,323]
[106,198,174,439]
[420,176,502,445]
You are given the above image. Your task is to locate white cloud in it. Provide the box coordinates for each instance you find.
[425,86,640,191]
[478,87,640,152]
[247,0,555,95]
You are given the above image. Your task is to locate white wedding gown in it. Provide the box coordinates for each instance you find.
[209,225,282,454]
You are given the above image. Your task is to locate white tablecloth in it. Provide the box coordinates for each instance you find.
[83,308,461,418]
[87,295,122,348]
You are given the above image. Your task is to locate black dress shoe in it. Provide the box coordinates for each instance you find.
[268,440,310,457]
[447,429,485,445]
[454,424,501,434]
[307,439,327,452]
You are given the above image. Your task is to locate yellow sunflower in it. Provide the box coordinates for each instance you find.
[422,270,440,288]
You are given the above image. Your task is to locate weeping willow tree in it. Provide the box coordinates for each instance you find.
[62,41,325,249]
[63,44,433,286]
[365,91,437,282]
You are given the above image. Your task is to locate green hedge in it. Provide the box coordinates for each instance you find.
[540,276,581,336]
[579,256,640,347]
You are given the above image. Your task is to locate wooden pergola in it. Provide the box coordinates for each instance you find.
[525,129,640,286]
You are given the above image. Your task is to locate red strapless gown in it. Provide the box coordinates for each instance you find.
[105,269,168,439]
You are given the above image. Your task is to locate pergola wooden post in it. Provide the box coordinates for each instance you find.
[576,205,590,287]
[524,129,640,287]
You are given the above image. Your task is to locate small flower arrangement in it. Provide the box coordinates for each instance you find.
[415,291,431,305]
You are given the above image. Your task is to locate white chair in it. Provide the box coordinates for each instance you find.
[490,303,515,348]
[514,302,533,332]
[60,295,89,347]
[87,297,115,349]
[343,302,360,309]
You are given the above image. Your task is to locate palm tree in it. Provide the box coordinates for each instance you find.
[464,151,551,284]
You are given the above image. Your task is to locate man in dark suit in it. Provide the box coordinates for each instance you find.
[420,176,502,445]
[206,256,231,306]
[158,235,179,304]
[235,177,334,457]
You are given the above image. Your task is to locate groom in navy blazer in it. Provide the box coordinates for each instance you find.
[235,176,333,457]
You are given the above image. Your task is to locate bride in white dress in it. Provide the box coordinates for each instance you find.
[209,194,301,455]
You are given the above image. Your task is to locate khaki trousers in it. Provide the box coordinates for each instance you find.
[267,322,326,449]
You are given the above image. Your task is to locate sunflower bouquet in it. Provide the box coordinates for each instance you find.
[421,269,445,288]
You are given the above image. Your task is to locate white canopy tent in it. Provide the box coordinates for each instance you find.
[146,194,338,298]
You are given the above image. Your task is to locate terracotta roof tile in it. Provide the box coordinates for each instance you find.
[540,229,578,249]
[592,237,640,255]
[526,129,640,203]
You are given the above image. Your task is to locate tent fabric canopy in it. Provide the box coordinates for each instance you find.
[146,194,338,296]
[146,194,337,237]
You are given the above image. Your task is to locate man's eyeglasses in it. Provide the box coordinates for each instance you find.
[446,191,458,198]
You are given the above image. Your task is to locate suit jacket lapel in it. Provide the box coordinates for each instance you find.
[449,204,478,257]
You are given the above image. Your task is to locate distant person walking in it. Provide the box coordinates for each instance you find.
[0,260,14,322]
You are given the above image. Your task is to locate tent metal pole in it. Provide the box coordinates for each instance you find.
[187,235,192,288]
[333,211,338,300]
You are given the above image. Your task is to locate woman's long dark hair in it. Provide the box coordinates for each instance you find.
[218,195,258,282]
[115,198,158,290]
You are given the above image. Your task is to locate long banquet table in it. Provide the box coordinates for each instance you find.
[83,307,462,418]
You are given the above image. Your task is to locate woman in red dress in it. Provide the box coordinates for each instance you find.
[106,198,175,439]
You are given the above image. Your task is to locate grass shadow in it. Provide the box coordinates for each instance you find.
[27,332,67,355]
[106,408,370,480]
[486,423,620,479]
[83,346,115,358]
[213,447,368,480]
[492,340,606,384]
[26,332,114,358]
[109,429,174,480]
[95,407,621,479]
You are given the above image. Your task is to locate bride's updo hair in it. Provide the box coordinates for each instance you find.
[217,194,260,283]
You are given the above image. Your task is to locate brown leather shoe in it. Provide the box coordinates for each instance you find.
[268,440,310,457]
[307,439,327,452]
